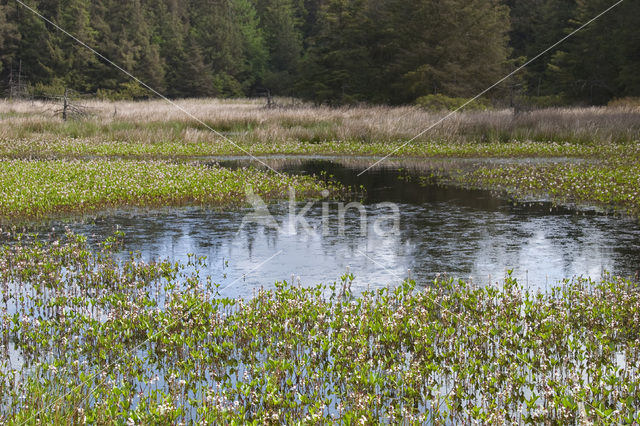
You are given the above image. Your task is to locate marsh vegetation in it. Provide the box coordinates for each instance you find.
[2,99,639,157]
[0,158,340,221]
[2,99,640,218]
[0,231,638,424]
[0,98,639,423]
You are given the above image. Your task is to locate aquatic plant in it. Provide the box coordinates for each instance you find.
[0,159,341,220]
[0,232,638,423]
[462,161,640,217]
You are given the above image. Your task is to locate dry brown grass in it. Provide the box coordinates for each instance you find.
[1,98,639,148]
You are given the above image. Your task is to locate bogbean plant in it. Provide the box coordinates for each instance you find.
[462,160,640,217]
[0,231,639,424]
[0,159,342,220]
[1,137,639,160]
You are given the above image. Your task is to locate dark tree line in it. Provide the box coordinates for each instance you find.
[0,0,638,105]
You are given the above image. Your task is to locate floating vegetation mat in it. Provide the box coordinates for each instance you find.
[0,159,341,221]
[463,161,640,217]
[0,232,639,424]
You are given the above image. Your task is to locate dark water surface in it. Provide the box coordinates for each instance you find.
[46,159,640,296]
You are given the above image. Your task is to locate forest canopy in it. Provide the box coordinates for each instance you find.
[0,0,638,105]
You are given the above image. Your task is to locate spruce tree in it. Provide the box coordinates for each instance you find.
[0,3,20,76]
[549,0,635,103]
[255,0,304,95]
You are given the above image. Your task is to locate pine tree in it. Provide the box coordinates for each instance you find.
[298,0,377,104]
[549,0,638,103]
[145,0,194,97]
[506,0,576,97]
[234,0,267,93]
[173,32,216,97]
[189,0,266,97]
[87,0,165,96]
[388,0,510,102]
[12,0,57,87]
[53,0,98,91]
[255,0,304,95]
[0,2,20,76]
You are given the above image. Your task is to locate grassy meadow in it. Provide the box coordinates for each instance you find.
[2,98,640,158]
[1,98,639,423]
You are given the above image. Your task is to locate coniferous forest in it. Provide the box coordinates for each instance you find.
[0,0,639,105]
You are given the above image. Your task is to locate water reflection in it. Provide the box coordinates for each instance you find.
[50,159,640,297]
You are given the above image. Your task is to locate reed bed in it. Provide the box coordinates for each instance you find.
[1,99,639,159]
[0,159,340,220]
[0,232,638,424]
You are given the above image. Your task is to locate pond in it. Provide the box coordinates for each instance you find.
[45,157,640,297]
